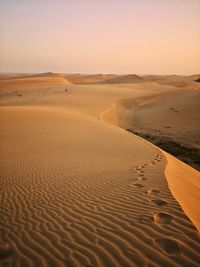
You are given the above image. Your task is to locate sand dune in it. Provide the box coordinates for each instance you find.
[144,74,200,89]
[107,88,200,148]
[64,74,145,85]
[0,74,200,267]
[187,74,200,82]
[0,74,72,107]
[0,72,65,80]
[65,74,116,84]
[101,74,145,84]
[0,73,31,80]
[164,152,200,231]
[0,74,71,87]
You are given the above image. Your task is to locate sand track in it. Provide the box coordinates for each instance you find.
[0,76,200,267]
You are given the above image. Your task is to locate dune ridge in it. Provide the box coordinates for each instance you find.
[64,74,116,84]
[100,90,200,231]
[0,74,200,267]
[144,74,200,89]
[163,152,200,231]
[100,74,145,84]
[64,73,144,84]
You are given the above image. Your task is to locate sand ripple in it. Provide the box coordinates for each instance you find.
[0,96,200,266]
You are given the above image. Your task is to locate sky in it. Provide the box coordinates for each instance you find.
[0,0,199,74]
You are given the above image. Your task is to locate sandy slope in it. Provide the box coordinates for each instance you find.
[163,152,200,231]
[144,75,200,89]
[64,74,145,84]
[110,88,200,148]
[101,74,145,84]
[0,74,200,267]
[64,74,116,84]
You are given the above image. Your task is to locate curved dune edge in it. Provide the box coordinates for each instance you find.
[99,104,118,126]
[1,79,200,266]
[100,98,200,232]
[163,151,200,231]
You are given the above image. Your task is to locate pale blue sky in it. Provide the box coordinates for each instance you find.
[0,0,200,74]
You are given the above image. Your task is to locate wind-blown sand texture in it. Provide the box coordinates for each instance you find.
[0,73,200,267]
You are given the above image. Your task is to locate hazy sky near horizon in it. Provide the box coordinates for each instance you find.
[0,0,199,74]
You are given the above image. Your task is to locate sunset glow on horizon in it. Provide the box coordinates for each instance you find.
[0,0,200,75]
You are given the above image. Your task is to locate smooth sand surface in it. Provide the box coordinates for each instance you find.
[0,74,200,267]
[64,74,145,85]
[110,87,200,148]
[65,74,116,84]
[144,75,200,89]
[164,152,200,231]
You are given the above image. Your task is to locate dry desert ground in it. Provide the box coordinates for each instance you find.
[0,73,200,267]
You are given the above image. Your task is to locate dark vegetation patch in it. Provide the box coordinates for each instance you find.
[126,129,200,171]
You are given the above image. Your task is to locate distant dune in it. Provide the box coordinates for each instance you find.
[144,74,200,89]
[0,73,200,267]
[63,73,145,84]
[0,72,58,80]
[65,73,116,84]
[0,73,72,88]
[0,73,30,80]
[101,74,145,84]
[188,74,200,82]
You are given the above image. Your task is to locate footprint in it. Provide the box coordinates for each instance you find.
[147,189,160,195]
[153,212,173,224]
[134,183,144,188]
[151,199,167,206]
[0,243,15,261]
[138,177,147,181]
[138,173,145,177]
[154,238,181,255]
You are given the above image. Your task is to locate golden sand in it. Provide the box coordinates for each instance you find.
[0,73,200,266]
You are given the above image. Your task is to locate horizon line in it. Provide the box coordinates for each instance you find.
[0,71,199,76]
